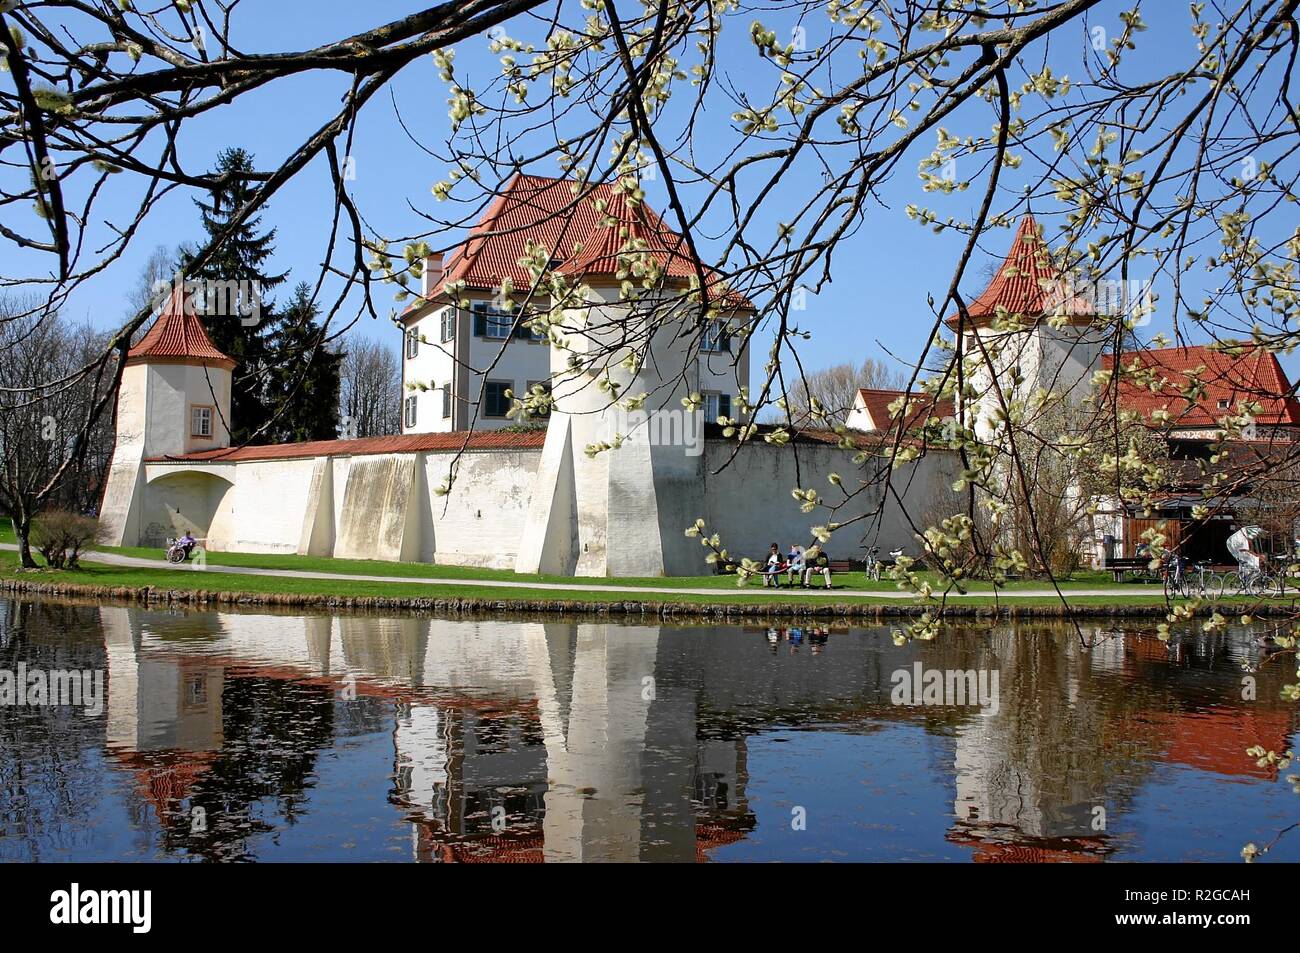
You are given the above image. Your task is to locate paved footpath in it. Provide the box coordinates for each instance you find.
[1,542,1177,601]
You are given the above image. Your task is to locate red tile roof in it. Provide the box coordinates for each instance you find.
[410,173,750,311]
[946,214,1094,329]
[854,388,954,432]
[1102,345,1300,428]
[146,429,547,463]
[126,282,236,369]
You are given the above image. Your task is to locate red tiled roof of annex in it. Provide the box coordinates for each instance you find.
[1101,345,1300,428]
[945,214,1094,329]
[410,173,750,313]
[126,283,236,369]
[854,388,954,433]
[146,429,547,464]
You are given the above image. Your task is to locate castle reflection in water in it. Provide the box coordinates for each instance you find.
[1,598,1295,862]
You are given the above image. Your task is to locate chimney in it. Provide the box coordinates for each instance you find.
[421,252,444,298]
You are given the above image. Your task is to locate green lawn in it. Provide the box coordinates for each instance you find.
[0,552,1245,612]
[0,510,1165,593]
[85,537,1150,594]
[0,513,1256,608]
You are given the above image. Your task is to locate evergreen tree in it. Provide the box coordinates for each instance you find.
[264,283,343,442]
[187,148,287,443]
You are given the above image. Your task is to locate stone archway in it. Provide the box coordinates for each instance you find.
[141,469,234,549]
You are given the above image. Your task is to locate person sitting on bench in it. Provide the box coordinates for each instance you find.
[803,549,833,589]
[785,545,806,588]
[762,543,783,588]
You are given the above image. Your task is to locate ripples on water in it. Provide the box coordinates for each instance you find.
[0,597,1296,863]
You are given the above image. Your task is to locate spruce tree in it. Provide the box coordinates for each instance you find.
[188,147,287,443]
[264,283,343,442]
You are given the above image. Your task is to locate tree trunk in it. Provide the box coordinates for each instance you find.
[15,516,37,569]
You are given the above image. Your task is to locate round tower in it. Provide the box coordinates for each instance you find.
[98,281,236,545]
[945,215,1105,440]
[515,192,752,576]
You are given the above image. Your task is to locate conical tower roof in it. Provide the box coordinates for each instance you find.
[126,281,236,369]
[946,214,1094,329]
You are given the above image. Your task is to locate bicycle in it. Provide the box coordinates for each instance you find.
[1221,565,1282,597]
[865,546,882,581]
[1168,561,1221,599]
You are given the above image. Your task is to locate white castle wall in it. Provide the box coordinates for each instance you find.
[130,447,543,570]
[122,435,953,575]
[99,361,233,547]
[961,322,1106,440]
[703,439,962,564]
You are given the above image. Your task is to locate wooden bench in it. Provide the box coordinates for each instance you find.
[753,559,854,584]
[1103,556,1153,583]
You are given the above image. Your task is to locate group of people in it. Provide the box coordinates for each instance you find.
[766,625,831,654]
[760,543,833,589]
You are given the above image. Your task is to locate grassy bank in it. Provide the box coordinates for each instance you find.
[0,515,1169,594]
[4,553,1293,619]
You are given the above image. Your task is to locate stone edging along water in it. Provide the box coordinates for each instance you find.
[5,575,1299,620]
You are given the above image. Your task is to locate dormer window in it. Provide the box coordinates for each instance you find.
[190,405,213,439]
[1217,399,1230,410]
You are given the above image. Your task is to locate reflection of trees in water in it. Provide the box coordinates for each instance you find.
[160,675,347,862]
[0,599,107,861]
[929,623,1298,845]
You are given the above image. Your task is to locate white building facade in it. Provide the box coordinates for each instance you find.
[98,175,963,577]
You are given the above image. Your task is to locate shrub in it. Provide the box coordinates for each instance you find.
[31,510,98,569]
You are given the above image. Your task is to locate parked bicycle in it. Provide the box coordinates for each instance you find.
[865,546,883,581]
[1221,565,1282,597]
[165,534,197,564]
[864,546,905,582]
[1167,561,1285,599]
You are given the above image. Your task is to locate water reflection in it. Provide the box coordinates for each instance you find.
[0,599,1296,862]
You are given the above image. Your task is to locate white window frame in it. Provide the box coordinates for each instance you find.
[190,405,214,438]
[474,302,514,340]
[440,307,456,343]
[404,394,418,430]
[405,326,419,359]
[703,392,731,422]
[441,383,452,419]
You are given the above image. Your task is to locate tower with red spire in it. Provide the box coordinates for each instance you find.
[945,215,1105,439]
[98,281,236,546]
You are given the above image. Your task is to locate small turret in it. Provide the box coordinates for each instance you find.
[98,281,236,546]
[120,281,236,458]
[947,215,1105,438]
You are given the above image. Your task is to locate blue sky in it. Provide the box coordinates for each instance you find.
[17,1,1297,379]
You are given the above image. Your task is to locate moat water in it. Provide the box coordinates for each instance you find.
[1,596,1297,863]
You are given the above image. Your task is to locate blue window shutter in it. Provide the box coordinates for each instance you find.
[473,305,486,337]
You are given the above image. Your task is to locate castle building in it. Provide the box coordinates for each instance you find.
[96,202,1294,576]
[944,214,1107,440]
[97,179,953,575]
[399,174,744,434]
[948,214,1300,565]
